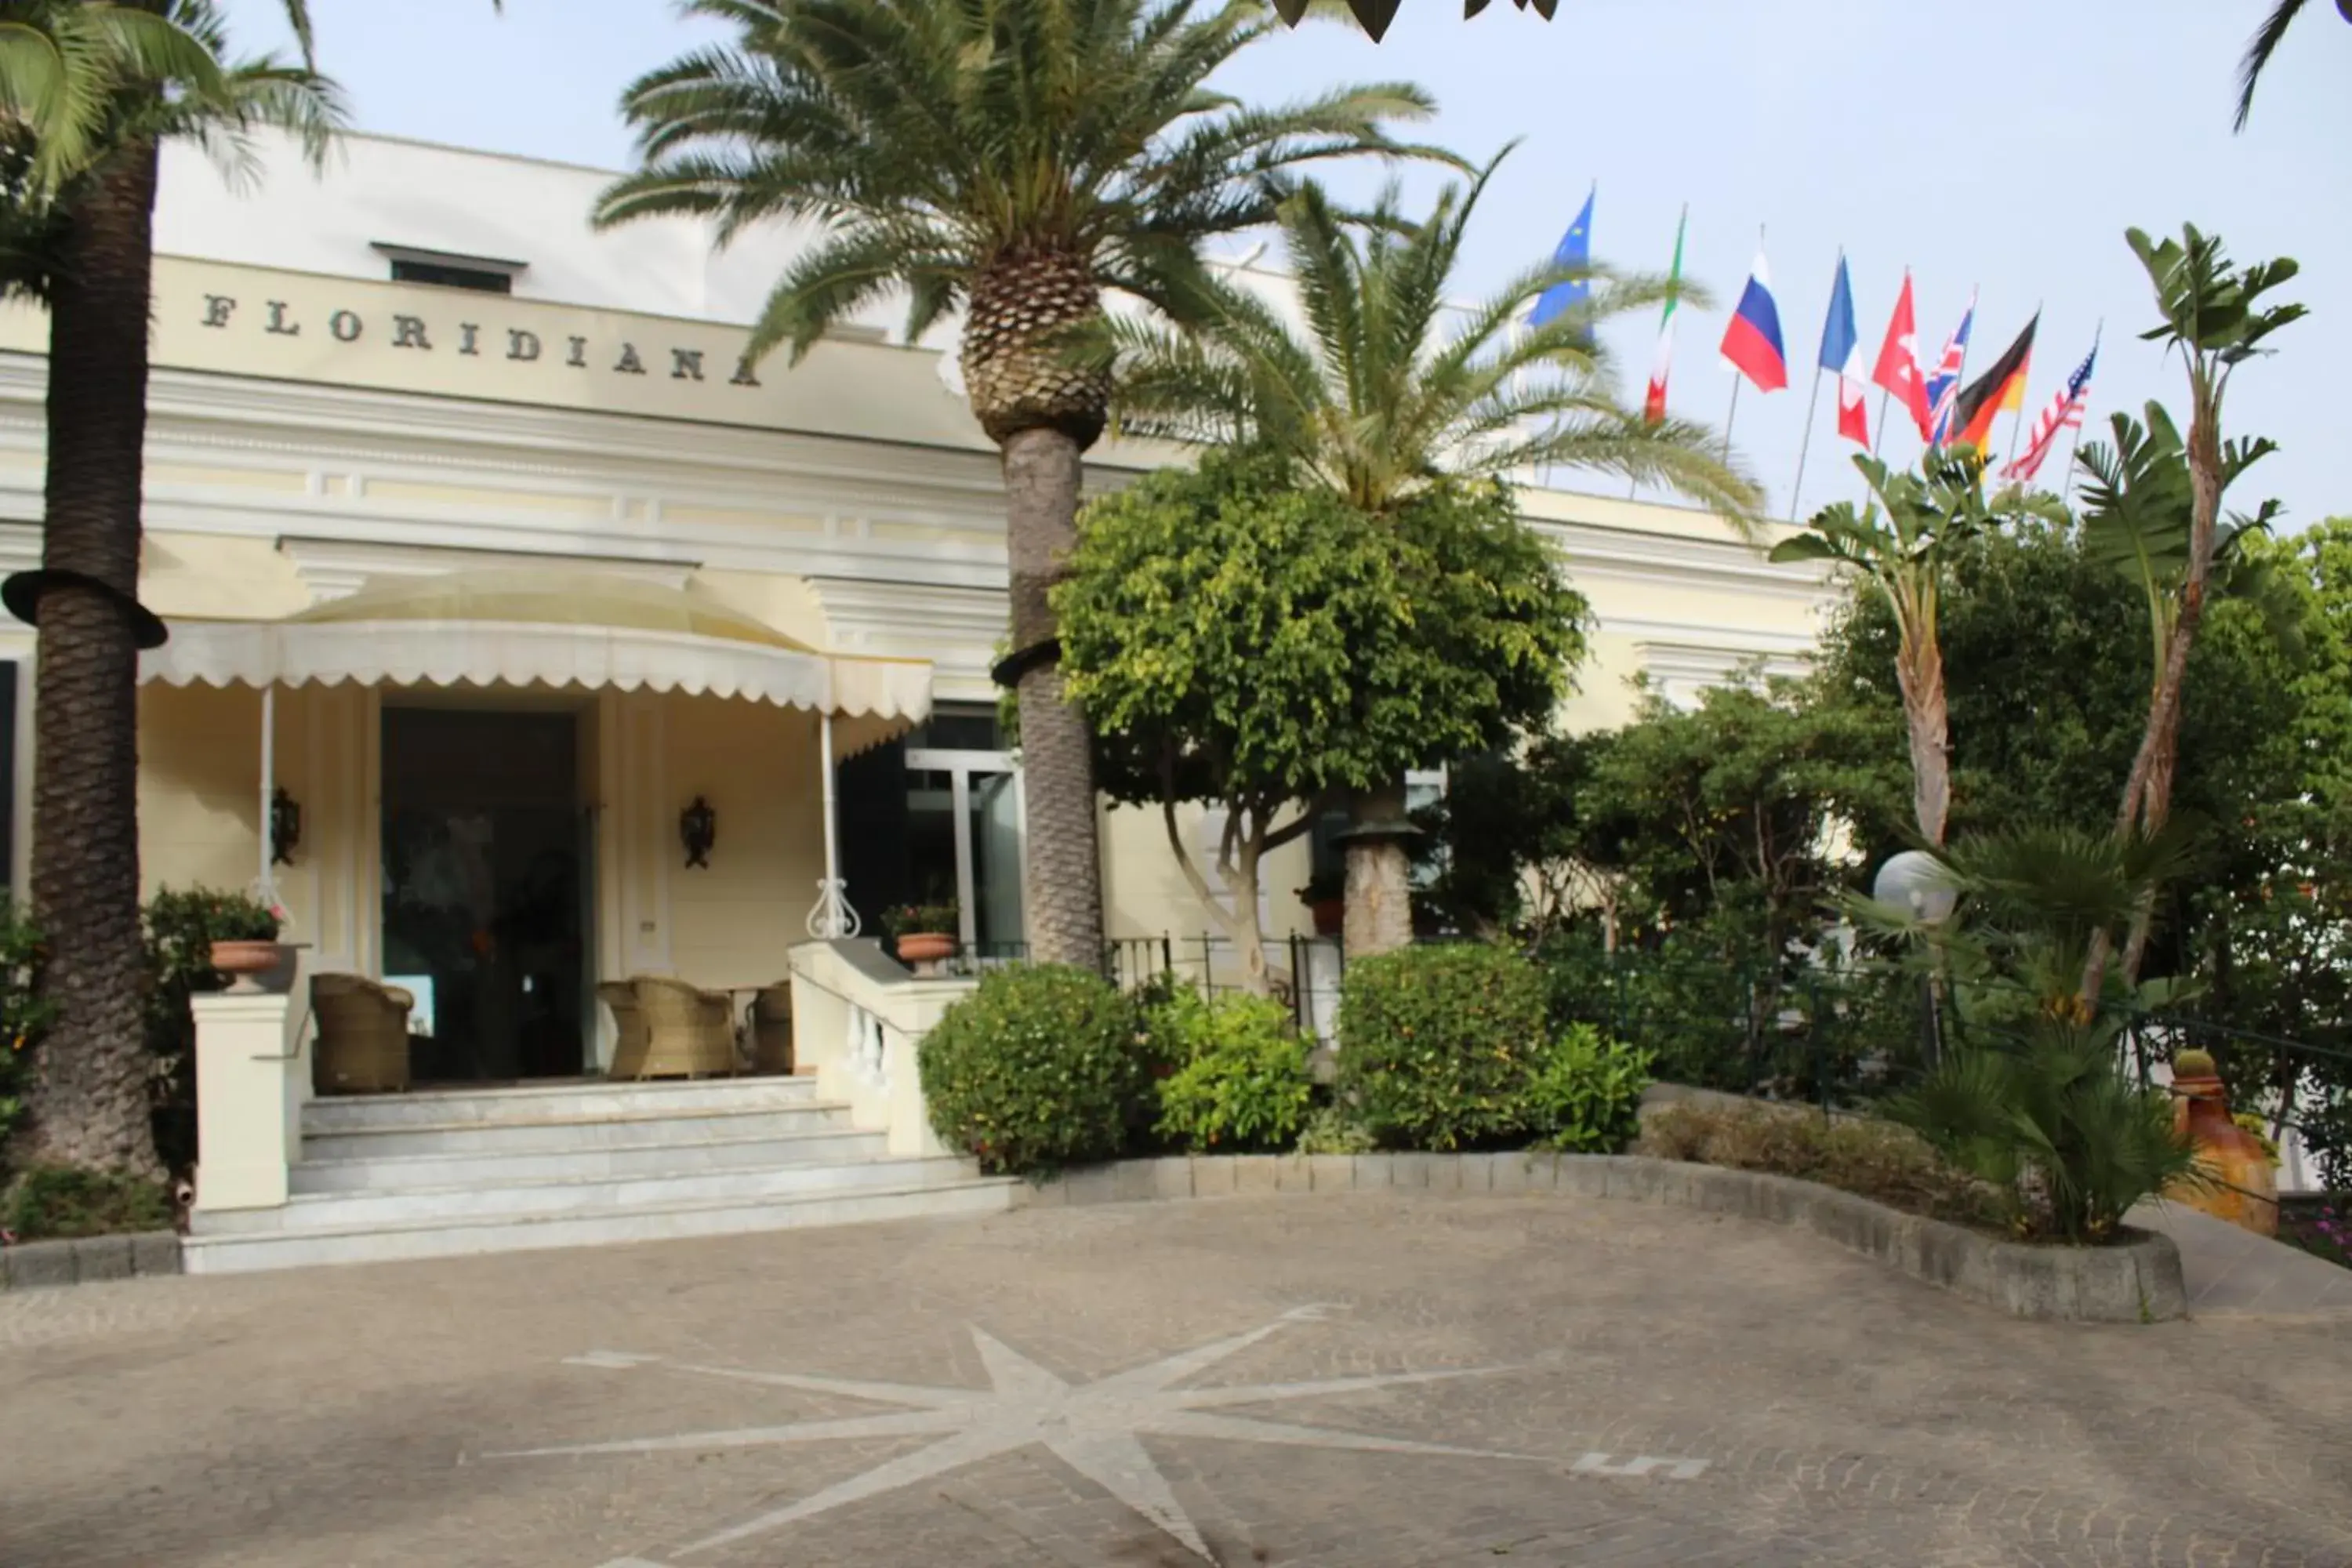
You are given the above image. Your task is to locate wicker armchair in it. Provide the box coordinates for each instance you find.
[312,973,415,1094]
[598,981,651,1080]
[628,975,739,1080]
[749,983,793,1076]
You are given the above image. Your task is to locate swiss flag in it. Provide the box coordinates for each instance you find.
[1871,272,1933,441]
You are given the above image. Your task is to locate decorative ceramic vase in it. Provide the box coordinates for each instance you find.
[895,931,955,977]
[2167,1052,2278,1237]
[209,938,290,996]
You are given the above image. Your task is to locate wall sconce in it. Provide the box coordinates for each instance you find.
[680,796,716,869]
[270,786,301,866]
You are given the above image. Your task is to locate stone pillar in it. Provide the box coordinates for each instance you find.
[1337,779,1420,960]
[191,984,308,1214]
[2166,1049,2279,1238]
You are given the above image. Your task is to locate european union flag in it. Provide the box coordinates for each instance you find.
[1529,187,1594,328]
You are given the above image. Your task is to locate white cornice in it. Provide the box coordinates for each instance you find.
[276,535,702,602]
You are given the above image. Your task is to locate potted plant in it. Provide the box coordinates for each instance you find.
[201,891,290,993]
[1298,868,1345,938]
[882,900,960,975]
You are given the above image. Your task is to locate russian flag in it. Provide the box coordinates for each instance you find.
[1719,251,1788,393]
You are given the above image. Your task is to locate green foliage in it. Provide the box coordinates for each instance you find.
[1295,1102,1375,1156]
[1147,989,1314,1152]
[880,901,959,939]
[1888,1025,2199,1244]
[0,1163,169,1240]
[1336,942,1547,1149]
[1638,1101,1999,1230]
[596,0,1439,368]
[0,903,53,1157]
[1110,158,1759,522]
[917,964,1154,1177]
[1521,1024,1650,1152]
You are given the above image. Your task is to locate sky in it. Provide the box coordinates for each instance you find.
[215,0,2352,525]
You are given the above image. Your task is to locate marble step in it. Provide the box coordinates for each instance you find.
[179,1177,1020,1276]
[290,1127,888,1195]
[302,1074,815,1134]
[301,1101,852,1162]
[201,1154,982,1233]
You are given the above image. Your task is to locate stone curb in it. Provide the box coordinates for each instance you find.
[1015,1153,2187,1325]
[1,1231,183,1291]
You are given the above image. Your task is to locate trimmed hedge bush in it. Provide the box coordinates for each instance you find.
[1338,942,1550,1150]
[1149,989,1313,1152]
[1523,1023,1650,1152]
[918,964,1153,1176]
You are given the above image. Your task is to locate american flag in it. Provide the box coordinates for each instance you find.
[2002,336,2100,483]
[1923,292,1975,445]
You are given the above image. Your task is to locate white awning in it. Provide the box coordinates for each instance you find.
[138,568,931,725]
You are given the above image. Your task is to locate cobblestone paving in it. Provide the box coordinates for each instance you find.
[3,1193,2347,1566]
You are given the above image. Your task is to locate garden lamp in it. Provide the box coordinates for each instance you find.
[1872,850,1957,925]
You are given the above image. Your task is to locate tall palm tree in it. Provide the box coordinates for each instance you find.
[2234,0,2352,129]
[1111,152,1759,953]
[0,0,339,1178]
[1266,0,1556,44]
[597,0,1444,968]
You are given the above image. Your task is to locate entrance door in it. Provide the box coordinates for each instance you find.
[380,706,585,1083]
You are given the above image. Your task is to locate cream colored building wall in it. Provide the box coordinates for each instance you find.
[660,695,828,991]
[138,681,260,902]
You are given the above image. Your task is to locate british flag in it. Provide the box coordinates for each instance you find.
[1923,291,1975,445]
[2003,336,2099,484]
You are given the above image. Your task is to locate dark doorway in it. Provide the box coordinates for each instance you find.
[380,706,584,1083]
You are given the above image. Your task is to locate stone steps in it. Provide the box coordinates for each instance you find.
[188,1075,1011,1275]
[289,1126,887,1194]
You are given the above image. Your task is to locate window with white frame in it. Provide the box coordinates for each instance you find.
[902,706,1025,952]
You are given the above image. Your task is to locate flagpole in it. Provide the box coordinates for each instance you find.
[1789,367,1824,521]
[2003,297,2044,475]
[1872,387,1891,457]
[1722,375,1742,463]
[2060,318,2103,506]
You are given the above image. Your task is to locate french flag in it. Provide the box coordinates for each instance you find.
[1719,251,1788,393]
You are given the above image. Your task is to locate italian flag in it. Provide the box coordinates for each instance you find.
[1642,206,1686,426]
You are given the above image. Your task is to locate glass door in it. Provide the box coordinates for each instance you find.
[379,706,586,1083]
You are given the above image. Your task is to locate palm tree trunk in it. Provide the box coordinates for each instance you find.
[1894,626,1951,847]
[1000,426,1104,968]
[1341,778,1414,957]
[17,138,163,1178]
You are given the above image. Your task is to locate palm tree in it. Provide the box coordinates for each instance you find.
[1111,152,1759,953]
[2234,0,2352,129]
[0,0,339,1178]
[1266,0,1556,44]
[596,0,1444,968]
[1770,450,2004,850]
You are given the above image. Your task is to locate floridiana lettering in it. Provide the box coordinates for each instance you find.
[201,296,763,390]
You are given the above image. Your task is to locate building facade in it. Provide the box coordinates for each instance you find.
[0,133,1834,1087]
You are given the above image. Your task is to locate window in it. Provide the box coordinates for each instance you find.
[905,706,1025,952]
[388,257,512,294]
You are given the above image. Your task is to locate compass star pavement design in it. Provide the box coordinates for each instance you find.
[494,1305,1531,1563]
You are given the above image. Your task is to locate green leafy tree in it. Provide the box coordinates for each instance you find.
[1113,154,1755,954]
[2078,226,2305,996]
[1771,448,2017,847]
[2,0,339,1178]
[1057,451,1584,989]
[597,0,1440,967]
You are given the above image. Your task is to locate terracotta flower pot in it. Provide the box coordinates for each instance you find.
[209,938,291,994]
[2168,1068,2279,1238]
[895,931,956,975]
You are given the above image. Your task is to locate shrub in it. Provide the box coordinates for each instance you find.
[1149,989,1313,1152]
[1,1165,171,1241]
[143,887,282,1177]
[1338,942,1548,1150]
[1638,1100,1999,1229]
[0,903,53,1159]
[1295,1102,1374,1155]
[917,964,1151,1176]
[1523,1024,1651,1152]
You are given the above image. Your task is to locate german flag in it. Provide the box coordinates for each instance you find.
[1952,313,2038,452]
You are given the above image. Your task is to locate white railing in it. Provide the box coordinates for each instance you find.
[788,938,978,1157]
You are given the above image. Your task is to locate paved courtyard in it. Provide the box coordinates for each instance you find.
[3,1193,2348,1567]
